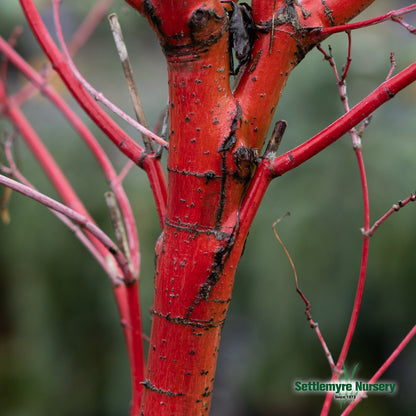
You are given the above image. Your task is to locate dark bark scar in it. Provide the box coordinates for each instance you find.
[321,0,335,25]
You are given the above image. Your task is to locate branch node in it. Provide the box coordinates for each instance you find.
[360,227,372,238]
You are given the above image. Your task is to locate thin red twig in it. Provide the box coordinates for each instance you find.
[126,280,146,414]
[314,4,416,38]
[1,43,145,400]
[391,16,416,34]
[1,135,118,284]
[317,42,371,414]
[19,0,168,226]
[52,0,168,149]
[320,148,371,415]
[0,81,92,219]
[32,3,148,397]
[0,131,144,393]
[340,325,416,416]
[13,0,115,107]
[19,0,144,163]
[0,35,141,276]
[363,191,416,238]
[386,52,397,82]
[0,173,132,280]
[272,62,416,176]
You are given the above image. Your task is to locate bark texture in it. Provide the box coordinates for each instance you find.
[122,1,376,414]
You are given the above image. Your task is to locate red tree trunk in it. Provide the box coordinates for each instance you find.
[124,0,375,414]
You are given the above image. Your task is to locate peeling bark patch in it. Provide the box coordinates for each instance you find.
[198,228,236,301]
[248,49,262,73]
[151,309,225,328]
[299,2,311,19]
[165,217,231,240]
[141,379,185,397]
[218,105,241,152]
[257,0,302,33]
[294,41,310,64]
[321,0,335,25]
[208,297,231,304]
[167,167,221,183]
[185,228,236,319]
[198,246,226,300]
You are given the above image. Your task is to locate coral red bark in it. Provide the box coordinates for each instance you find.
[125,1,375,414]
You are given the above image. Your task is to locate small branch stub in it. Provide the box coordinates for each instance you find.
[264,120,287,159]
[108,13,154,152]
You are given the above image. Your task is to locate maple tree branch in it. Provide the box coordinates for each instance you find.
[1,76,141,354]
[52,0,168,149]
[271,62,416,177]
[19,0,144,162]
[0,173,132,281]
[314,4,416,38]
[1,78,135,289]
[363,191,416,238]
[0,164,146,403]
[235,0,376,151]
[0,135,119,284]
[0,35,141,276]
[0,81,92,219]
[19,0,168,227]
[1,37,146,399]
[320,148,370,414]
[13,0,115,106]
[314,40,373,413]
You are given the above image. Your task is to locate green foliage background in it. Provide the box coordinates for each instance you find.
[1,1,415,415]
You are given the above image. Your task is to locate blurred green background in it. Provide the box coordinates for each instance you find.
[1,1,415,415]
